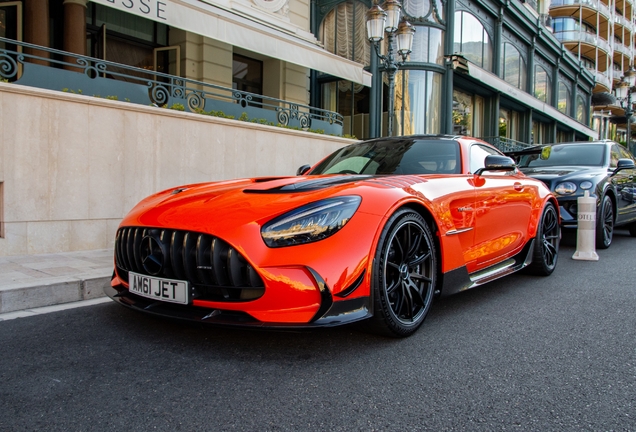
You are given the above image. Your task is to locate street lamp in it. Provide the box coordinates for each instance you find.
[366,0,415,137]
[615,66,636,154]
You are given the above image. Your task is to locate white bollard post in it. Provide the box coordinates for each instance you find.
[572,191,599,261]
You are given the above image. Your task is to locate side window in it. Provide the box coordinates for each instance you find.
[617,145,634,161]
[469,144,500,173]
[610,145,622,169]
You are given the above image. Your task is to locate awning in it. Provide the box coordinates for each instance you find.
[89,0,372,87]
[465,63,598,139]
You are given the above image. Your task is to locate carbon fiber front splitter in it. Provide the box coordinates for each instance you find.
[104,283,372,329]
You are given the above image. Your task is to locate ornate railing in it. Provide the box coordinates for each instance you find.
[0,37,343,135]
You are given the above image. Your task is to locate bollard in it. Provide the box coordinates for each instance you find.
[572,190,599,261]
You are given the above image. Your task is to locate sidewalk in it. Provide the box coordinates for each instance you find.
[0,249,113,314]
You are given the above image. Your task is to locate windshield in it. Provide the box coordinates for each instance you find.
[518,144,606,168]
[309,139,462,175]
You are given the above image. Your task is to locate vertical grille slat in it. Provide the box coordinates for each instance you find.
[132,228,144,274]
[248,264,263,288]
[196,234,214,286]
[115,230,124,270]
[114,227,264,302]
[212,238,230,286]
[159,230,173,278]
[122,228,134,272]
[182,232,199,284]
[170,231,186,280]
[228,248,246,287]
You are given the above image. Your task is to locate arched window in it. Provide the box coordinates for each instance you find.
[534,65,550,103]
[453,11,492,72]
[501,43,526,90]
[558,81,570,115]
[318,1,370,66]
[317,1,372,138]
[576,94,587,123]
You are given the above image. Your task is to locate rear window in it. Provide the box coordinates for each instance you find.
[518,144,606,168]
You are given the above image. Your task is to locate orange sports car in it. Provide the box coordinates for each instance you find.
[105,135,560,337]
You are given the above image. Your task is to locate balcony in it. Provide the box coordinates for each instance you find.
[613,41,631,57]
[555,31,611,55]
[614,14,632,29]
[591,69,612,90]
[0,37,344,135]
[551,0,611,19]
[613,69,624,80]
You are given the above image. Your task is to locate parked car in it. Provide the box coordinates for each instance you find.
[105,135,560,337]
[512,140,636,248]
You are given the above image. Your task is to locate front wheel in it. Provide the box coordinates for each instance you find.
[596,195,614,249]
[527,201,560,276]
[368,210,437,337]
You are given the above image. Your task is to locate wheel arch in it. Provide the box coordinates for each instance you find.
[391,201,444,292]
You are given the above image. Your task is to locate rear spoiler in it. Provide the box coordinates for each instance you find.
[503,145,545,158]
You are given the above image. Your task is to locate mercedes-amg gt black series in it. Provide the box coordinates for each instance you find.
[512,140,636,248]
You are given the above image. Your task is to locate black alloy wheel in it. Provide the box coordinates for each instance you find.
[527,202,560,276]
[369,210,436,337]
[596,195,614,249]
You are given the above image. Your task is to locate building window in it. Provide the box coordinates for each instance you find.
[403,0,445,23]
[86,4,169,73]
[451,93,486,138]
[500,108,521,141]
[232,54,263,96]
[576,94,587,123]
[534,65,550,103]
[453,11,492,72]
[452,89,473,136]
[398,69,442,135]
[501,43,526,90]
[532,121,550,144]
[318,0,372,138]
[558,82,569,115]
[410,25,444,65]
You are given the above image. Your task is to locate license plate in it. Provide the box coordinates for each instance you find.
[128,272,190,305]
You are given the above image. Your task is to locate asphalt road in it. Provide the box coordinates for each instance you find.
[1,231,635,432]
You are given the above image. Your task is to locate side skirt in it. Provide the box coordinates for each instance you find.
[439,239,535,297]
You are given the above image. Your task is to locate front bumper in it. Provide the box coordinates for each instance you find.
[105,280,372,329]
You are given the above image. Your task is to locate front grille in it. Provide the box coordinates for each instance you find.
[115,227,265,302]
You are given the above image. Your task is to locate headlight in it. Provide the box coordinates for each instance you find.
[261,196,361,247]
[555,182,577,195]
[579,181,593,190]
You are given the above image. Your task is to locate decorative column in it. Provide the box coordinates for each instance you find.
[24,0,49,65]
[63,0,88,70]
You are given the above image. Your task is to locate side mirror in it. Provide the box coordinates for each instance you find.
[474,155,517,175]
[614,158,636,174]
[296,164,311,176]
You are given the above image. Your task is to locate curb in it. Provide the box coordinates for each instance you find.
[0,276,110,314]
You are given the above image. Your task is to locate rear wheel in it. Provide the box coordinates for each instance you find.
[629,222,636,237]
[527,202,560,276]
[369,210,436,337]
[596,195,614,249]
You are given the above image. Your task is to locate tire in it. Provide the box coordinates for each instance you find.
[368,210,437,337]
[596,195,614,249]
[527,202,560,276]
[629,222,636,237]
